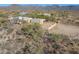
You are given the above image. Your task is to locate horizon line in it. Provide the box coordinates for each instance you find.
[0,4,79,6]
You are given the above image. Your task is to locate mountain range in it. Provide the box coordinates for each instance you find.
[0,4,79,11]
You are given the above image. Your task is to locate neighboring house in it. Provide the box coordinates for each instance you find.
[19,12,29,15]
[37,13,51,17]
[23,17,32,23]
[43,13,51,17]
[30,18,45,24]
[8,16,46,24]
[23,17,45,24]
[8,16,23,24]
[8,16,14,20]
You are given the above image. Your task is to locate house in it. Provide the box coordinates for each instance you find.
[23,18,45,24]
[23,17,32,23]
[37,13,51,17]
[43,13,51,17]
[8,16,46,24]
[30,18,45,24]
[19,12,29,15]
[8,16,23,24]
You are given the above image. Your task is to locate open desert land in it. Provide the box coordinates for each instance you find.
[50,23,79,40]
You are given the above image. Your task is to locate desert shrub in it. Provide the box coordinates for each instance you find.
[26,13,49,20]
[21,23,44,40]
[52,43,61,49]
[47,33,63,41]
[0,18,8,27]
[7,28,13,34]
[0,13,7,17]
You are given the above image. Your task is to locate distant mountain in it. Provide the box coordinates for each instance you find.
[0,4,79,11]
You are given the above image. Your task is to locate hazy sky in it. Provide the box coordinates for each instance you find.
[0,0,79,4]
[0,4,79,6]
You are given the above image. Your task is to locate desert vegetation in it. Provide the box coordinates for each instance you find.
[0,20,79,54]
[0,9,79,54]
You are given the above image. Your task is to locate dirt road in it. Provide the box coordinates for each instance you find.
[50,23,79,39]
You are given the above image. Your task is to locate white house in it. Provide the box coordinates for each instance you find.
[8,16,46,24]
[23,17,32,23]
[18,16,23,20]
[37,13,51,17]
[19,12,29,15]
[43,13,51,17]
[8,16,23,24]
[30,18,45,24]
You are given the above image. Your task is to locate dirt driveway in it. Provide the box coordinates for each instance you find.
[50,23,79,39]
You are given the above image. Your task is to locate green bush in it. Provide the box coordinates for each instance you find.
[0,18,7,26]
[47,33,63,41]
[0,13,7,17]
[21,23,43,40]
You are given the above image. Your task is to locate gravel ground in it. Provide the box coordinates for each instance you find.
[50,23,79,40]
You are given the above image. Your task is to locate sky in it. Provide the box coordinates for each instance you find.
[0,4,10,6]
[0,4,79,6]
[0,0,79,4]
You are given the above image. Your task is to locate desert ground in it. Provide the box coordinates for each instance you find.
[51,23,79,40]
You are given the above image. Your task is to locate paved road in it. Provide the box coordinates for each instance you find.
[50,23,79,39]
